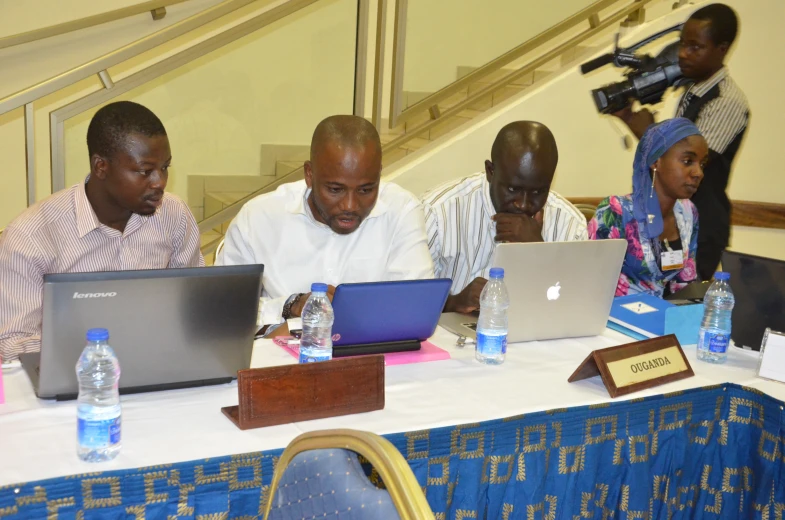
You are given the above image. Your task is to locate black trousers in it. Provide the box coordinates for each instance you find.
[697,240,726,281]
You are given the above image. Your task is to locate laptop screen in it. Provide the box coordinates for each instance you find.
[722,251,785,350]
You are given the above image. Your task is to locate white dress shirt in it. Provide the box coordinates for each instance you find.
[423,172,588,295]
[217,180,434,324]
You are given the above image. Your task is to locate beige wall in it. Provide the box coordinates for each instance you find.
[402,0,595,94]
[0,0,356,229]
[0,0,145,38]
[386,0,785,260]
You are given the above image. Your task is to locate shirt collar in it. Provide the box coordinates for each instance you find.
[74,176,150,238]
[688,67,728,98]
[74,177,102,238]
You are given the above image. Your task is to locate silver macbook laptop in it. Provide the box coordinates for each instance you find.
[439,240,626,343]
[20,264,263,400]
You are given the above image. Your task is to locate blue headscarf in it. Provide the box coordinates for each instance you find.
[632,117,701,240]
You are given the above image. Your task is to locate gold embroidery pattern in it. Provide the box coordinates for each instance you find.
[194,463,229,485]
[620,485,649,519]
[488,455,515,485]
[501,503,513,520]
[406,430,430,460]
[427,456,450,486]
[228,456,262,491]
[700,465,723,514]
[585,416,617,445]
[558,445,585,474]
[729,397,765,428]
[759,430,782,462]
[82,477,122,509]
[629,435,650,464]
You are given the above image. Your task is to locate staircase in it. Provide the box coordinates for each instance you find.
[377,45,599,167]
[195,145,308,264]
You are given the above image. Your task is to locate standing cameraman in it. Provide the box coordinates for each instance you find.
[616,4,749,281]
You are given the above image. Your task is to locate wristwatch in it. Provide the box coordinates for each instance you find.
[281,293,305,321]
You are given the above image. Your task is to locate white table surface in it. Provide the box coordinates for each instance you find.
[1,327,784,487]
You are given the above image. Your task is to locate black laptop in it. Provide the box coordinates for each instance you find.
[722,250,785,350]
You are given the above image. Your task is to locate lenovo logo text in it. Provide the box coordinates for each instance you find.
[73,292,117,299]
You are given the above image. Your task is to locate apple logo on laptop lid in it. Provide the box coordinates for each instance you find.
[547,282,561,301]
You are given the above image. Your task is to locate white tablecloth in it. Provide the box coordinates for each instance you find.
[1,327,784,487]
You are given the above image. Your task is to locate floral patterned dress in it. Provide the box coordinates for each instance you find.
[588,195,699,297]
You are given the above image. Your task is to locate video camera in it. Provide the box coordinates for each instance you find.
[581,24,689,114]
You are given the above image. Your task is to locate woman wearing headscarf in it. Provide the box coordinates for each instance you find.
[589,118,708,297]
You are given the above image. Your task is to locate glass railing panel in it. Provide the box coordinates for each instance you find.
[62,0,359,233]
[401,0,597,103]
[0,108,30,230]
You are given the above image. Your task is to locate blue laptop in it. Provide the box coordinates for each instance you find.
[330,279,452,357]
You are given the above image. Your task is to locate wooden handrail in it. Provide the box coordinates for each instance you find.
[568,197,785,230]
[0,0,191,50]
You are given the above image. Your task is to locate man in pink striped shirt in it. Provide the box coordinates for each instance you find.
[0,101,203,361]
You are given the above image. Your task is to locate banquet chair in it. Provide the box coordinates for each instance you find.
[574,203,597,223]
[263,429,433,520]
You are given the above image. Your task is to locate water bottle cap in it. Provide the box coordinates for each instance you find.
[86,328,109,342]
[714,271,730,281]
[489,268,504,279]
[311,283,328,293]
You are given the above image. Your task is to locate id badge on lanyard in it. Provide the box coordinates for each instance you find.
[661,238,683,271]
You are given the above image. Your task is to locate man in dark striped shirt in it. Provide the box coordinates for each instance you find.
[616,4,749,280]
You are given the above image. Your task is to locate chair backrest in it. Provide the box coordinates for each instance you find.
[574,203,597,223]
[267,448,400,520]
[263,429,433,520]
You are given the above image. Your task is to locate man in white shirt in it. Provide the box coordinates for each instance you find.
[423,121,587,313]
[217,115,434,325]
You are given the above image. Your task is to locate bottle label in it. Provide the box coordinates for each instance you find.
[476,332,507,357]
[78,416,121,449]
[705,331,730,354]
[298,350,332,363]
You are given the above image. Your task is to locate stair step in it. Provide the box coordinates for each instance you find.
[204,191,245,234]
[428,114,473,140]
[276,160,303,177]
[534,68,554,82]
[382,146,409,166]
[200,231,222,266]
[399,137,431,152]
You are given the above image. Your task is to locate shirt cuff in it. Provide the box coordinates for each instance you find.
[260,296,288,326]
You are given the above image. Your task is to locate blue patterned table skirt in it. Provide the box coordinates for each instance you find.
[2,383,784,519]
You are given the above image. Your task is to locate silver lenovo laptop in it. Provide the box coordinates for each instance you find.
[439,240,626,343]
[20,264,263,400]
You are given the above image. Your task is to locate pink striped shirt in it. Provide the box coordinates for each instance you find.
[0,181,204,361]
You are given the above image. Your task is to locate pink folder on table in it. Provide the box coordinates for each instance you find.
[274,338,450,366]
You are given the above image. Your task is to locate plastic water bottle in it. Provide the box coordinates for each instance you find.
[76,328,121,462]
[475,268,509,365]
[697,272,735,364]
[299,283,334,363]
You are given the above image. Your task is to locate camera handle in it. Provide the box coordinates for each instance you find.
[580,23,683,75]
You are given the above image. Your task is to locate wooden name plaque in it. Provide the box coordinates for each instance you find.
[222,355,385,430]
[568,335,694,398]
